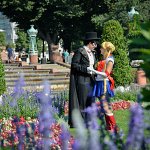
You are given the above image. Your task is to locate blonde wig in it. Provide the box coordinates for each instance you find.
[101,42,115,59]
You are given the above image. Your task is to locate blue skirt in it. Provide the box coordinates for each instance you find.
[92,80,114,97]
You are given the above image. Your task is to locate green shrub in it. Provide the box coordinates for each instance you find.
[0,94,40,119]
[0,56,6,95]
[110,90,138,102]
[128,15,141,39]
[128,15,142,61]
[0,32,6,47]
[130,21,150,109]
[101,20,134,87]
[0,89,69,119]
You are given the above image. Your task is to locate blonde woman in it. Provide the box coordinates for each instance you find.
[92,41,117,132]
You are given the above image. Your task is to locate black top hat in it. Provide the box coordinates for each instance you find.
[83,32,100,41]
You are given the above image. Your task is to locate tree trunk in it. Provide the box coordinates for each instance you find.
[38,29,54,61]
[48,43,52,62]
[38,29,61,62]
[42,40,45,58]
[63,37,72,52]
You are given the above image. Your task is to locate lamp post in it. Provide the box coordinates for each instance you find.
[128,6,139,20]
[27,25,38,64]
[128,8,146,85]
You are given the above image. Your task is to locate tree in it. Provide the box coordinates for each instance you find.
[101,20,134,87]
[0,31,6,94]
[130,21,150,109]
[127,14,142,60]
[0,0,81,59]
[0,32,6,48]
[36,38,48,57]
[92,0,150,35]
[15,29,28,52]
[128,15,141,38]
[0,0,108,59]
[0,55,6,95]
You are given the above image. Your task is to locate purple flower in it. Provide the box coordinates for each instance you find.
[104,139,117,150]
[125,104,144,149]
[85,104,101,150]
[38,80,56,149]
[72,109,88,149]
[13,74,26,98]
[17,125,26,150]
[88,128,101,150]
[85,103,99,130]
[9,98,17,107]
[72,139,81,150]
[60,124,71,150]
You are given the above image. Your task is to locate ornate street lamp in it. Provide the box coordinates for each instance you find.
[27,25,38,64]
[128,6,139,20]
[128,8,146,85]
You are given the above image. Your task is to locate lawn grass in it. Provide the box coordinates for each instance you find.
[114,109,130,138]
[69,109,131,139]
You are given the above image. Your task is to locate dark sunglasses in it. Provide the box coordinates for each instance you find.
[91,41,97,47]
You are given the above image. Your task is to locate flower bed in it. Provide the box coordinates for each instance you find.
[111,100,134,111]
[95,100,135,111]
[0,116,74,149]
[0,75,148,149]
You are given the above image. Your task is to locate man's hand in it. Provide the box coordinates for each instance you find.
[87,67,93,74]
[93,70,107,77]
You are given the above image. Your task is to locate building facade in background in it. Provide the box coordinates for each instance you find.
[0,12,17,44]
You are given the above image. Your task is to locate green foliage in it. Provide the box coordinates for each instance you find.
[0,0,107,52]
[37,38,43,55]
[128,15,142,60]
[0,94,40,119]
[92,0,150,36]
[15,29,29,51]
[0,89,68,119]
[0,0,84,42]
[130,21,150,109]
[110,90,138,102]
[7,42,16,49]
[101,20,134,87]
[0,32,6,47]
[37,38,48,56]
[128,15,141,38]
[0,57,6,95]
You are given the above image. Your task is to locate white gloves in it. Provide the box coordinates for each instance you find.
[95,71,107,77]
[95,71,107,81]
[87,67,93,71]
[87,67,94,74]
[95,74,107,81]
[87,67,107,77]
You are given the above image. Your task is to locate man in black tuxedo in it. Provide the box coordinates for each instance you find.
[68,32,100,127]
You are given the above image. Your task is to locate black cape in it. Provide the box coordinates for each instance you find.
[68,47,96,127]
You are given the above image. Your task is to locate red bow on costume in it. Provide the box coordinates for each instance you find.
[106,71,115,90]
[97,60,115,90]
[97,60,105,72]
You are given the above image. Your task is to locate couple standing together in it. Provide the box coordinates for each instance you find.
[68,32,117,132]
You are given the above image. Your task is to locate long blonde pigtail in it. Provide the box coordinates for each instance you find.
[103,50,111,94]
[101,41,115,96]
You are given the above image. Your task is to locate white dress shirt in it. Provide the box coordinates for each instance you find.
[84,46,94,69]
